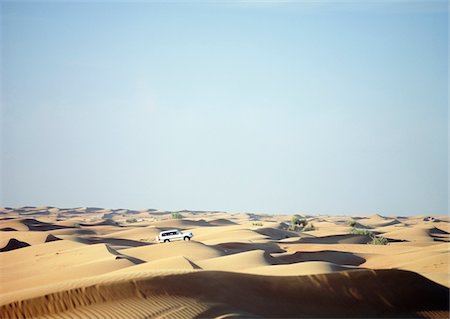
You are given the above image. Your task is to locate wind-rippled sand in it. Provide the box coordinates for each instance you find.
[0,207,449,318]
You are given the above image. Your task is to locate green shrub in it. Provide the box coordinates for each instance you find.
[126,218,138,223]
[347,219,357,227]
[370,236,388,245]
[350,228,373,236]
[290,215,307,231]
[350,227,388,245]
[171,212,183,219]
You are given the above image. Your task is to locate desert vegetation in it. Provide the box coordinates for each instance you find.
[369,236,389,245]
[288,214,307,231]
[350,228,373,236]
[171,212,183,219]
[350,227,388,245]
[347,219,357,227]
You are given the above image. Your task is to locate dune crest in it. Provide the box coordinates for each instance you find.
[1,270,448,319]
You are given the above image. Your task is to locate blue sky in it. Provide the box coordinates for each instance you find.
[1,1,448,215]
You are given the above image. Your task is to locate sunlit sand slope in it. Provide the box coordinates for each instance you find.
[1,269,448,319]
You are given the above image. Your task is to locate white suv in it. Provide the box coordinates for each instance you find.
[157,229,193,243]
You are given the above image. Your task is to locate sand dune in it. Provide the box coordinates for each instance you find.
[207,218,237,226]
[19,218,73,231]
[308,220,345,229]
[0,231,55,249]
[192,227,269,244]
[254,227,299,240]
[183,224,240,238]
[244,261,357,276]
[151,219,211,229]
[100,226,161,241]
[382,226,435,242]
[1,269,448,319]
[122,240,223,262]
[362,243,450,286]
[0,238,30,252]
[58,234,152,249]
[275,250,366,266]
[41,227,98,235]
[0,241,135,293]
[0,207,448,318]
[196,250,275,271]
[429,226,450,242]
[281,242,417,255]
[433,222,450,232]
[297,233,373,244]
[0,239,84,266]
[357,214,403,228]
[398,251,449,274]
[351,221,374,229]
[213,241,285,254]
[110,256,201,273]
[372,223,409,233]
[0,219,29,231]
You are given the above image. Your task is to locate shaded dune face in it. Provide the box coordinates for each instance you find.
[208,218,237,226]
[44,234,61,242]
[21,219,73,231]
[71,236,152,248]
[213,242,285,255]
[0,238,30,252]
[296,234,373,244]
[254,227,299,240]
[1,270,448,319]
[428,227,450,242]
[121,240,224,263]
[275,250,366,266]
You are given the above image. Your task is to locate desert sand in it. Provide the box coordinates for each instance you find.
[0,206,448,318]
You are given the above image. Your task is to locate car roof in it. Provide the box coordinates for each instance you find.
[160,229,179,233]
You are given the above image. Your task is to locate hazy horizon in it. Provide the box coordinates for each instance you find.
[1,1,448,216]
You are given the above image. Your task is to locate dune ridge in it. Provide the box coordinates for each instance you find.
[1,269,448,319]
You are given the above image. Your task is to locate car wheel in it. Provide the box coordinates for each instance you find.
[184,236,190,241]
[164,239,169,243]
